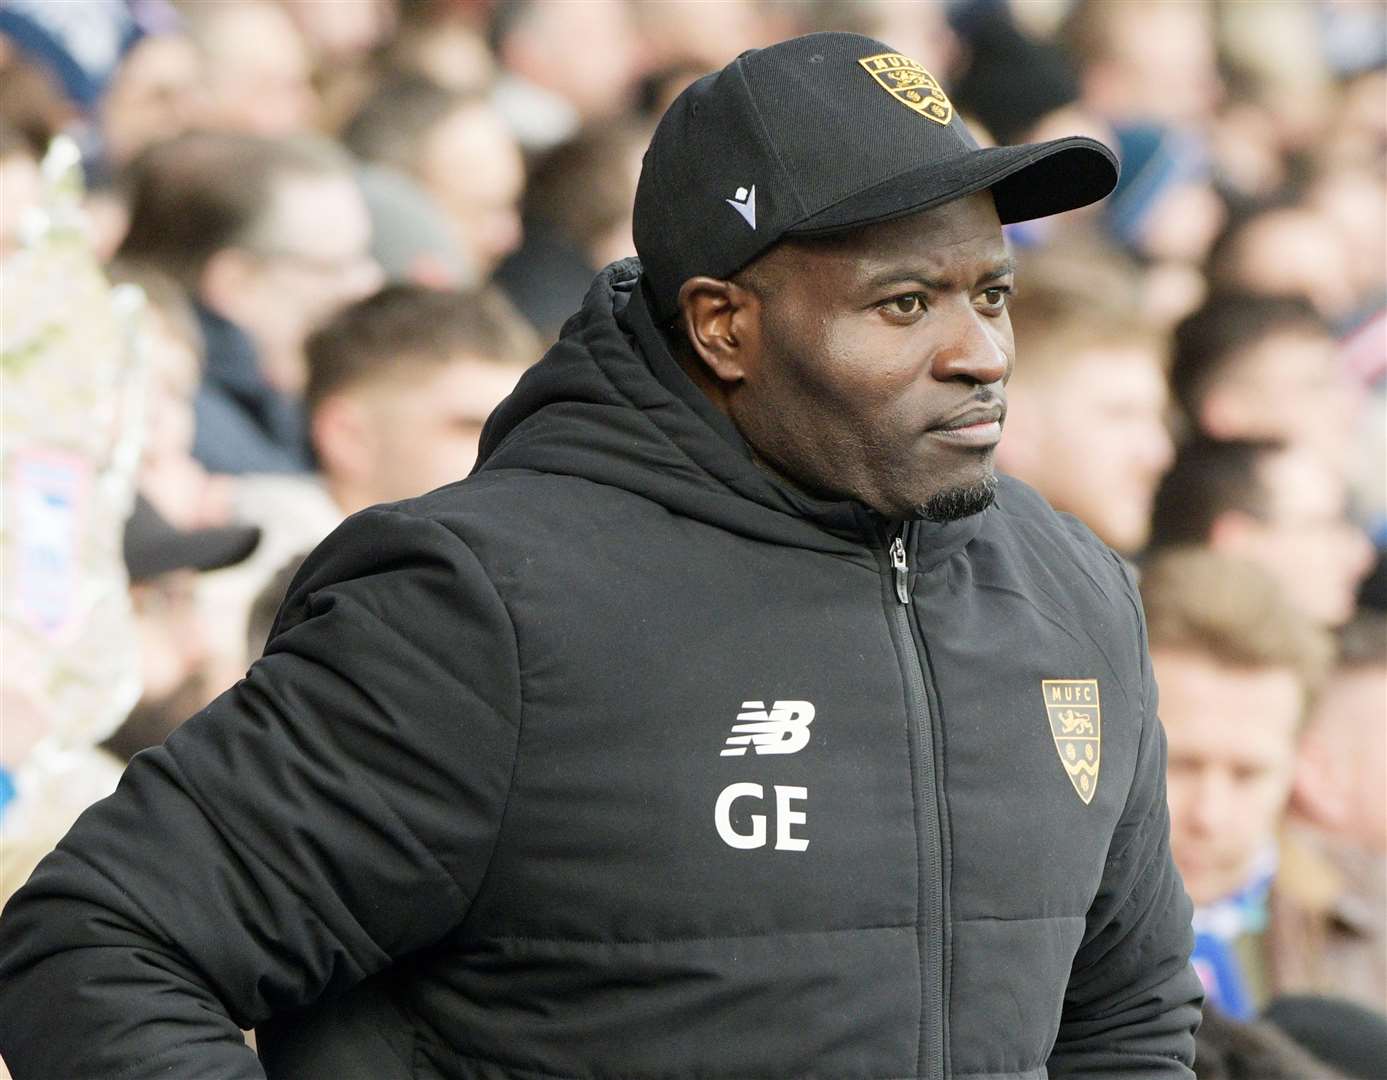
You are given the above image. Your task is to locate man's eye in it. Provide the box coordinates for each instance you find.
[977,286,1012,312]
[882,294,925,317]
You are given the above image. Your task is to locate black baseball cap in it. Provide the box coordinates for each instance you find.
[123,494,261,583]
[633,32,1119,321]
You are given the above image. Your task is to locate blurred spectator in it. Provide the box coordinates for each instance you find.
[1061,0,1221,129]
[1011,233,1145,317]
[281,0,396,69]
[998,290,1172,555]
[0,41,69,152]
[1287,612,1387,1011]
[279,0,397,135]
[0,0,194,257]
[1141,548,1334,1018]
[632,0,767,73]
[949,1,1076,147]
[387,0,495,98]
[195,283,539,691]
[345,76,524,282]
[1101,122,1225,327]
[1216,3,1336,164]
[1149,439,1374,627]
[0,0,160,117]
[495,120,646,339]
[97,20,201,170]
[1170,293,1358,473]
[1207,200,1360,326]
[489,0,642,151]
[178,0,317,136]
[0,117,39,258]
[819,0,958,82]
[117,131,380,474]
[115,495,259,753]
[306,284,537,514]
[105,260,234,530]
[1306,165,1387,322]
[354,162,475,289]
[1326,66,1387,167]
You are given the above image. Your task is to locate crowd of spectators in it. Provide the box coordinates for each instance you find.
[1,0,1384,1074]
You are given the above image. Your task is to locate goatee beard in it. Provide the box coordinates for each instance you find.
[918,474,998,522]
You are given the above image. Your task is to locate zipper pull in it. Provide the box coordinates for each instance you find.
[890,535,910,605]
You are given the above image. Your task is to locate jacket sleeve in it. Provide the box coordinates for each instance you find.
[1048,558,1204,1077]
[0,506,522,1079]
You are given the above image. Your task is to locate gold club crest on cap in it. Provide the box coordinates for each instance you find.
[857,52,953,125]
[1041,679,1102,805]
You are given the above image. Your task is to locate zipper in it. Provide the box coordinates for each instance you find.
[890,534,911,605]
[876,521,947,1080]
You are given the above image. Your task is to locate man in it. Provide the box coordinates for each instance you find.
[489,0,642,151]
[179,0,319,137]
[998,289,1173,555]
[193,284,537,689]
[305,284,537,514]
[1206,203,1358,326]
[345,77,526,281]
[118,132,381,474]
[1287,611,1387,1011]
[1138,549,1334,1018]
[1170,293,1359,475]
[1061,0,1221,128]
[0,34,1201,1077]
[1148,438,1373,627]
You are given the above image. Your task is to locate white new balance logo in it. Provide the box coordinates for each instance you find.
[721,700,814,756]
[725,185,756,230]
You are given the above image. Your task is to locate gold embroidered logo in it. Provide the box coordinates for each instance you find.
[857,52,953,125]
[1042,679,1101,805]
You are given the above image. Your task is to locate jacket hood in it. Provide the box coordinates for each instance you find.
[476,259,982,560]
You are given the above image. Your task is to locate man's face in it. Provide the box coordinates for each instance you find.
[728,192,1014,520]
[132,570,211,707]
[1103,3,1220,125]
[1203,328,1357,472]
[199,1,317,136]
[420,104,525,278]
[1221,448,1374,627]
[999,347,1173,552]
[1155,647,1303,906]
[358,357,525,503]
[238,172,382,393]
[1303,663,1387,851]
[101,34,204,166]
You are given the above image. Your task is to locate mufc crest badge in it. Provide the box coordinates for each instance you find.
[1041,679,1101,805]
[857,53,953,125]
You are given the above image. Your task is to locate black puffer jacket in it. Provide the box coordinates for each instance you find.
[0,262,1201,1079]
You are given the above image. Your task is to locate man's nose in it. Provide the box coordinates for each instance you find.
[930,308,1009,385]
[1188,770,1235,833]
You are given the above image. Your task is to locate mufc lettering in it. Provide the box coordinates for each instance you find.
[856,52,953,125]
[1041,679,1102,805]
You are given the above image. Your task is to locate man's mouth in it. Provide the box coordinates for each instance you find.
[929,404,1004,447]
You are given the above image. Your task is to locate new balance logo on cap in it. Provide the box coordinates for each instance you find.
[721,700,813,755]
[725,185,756,230]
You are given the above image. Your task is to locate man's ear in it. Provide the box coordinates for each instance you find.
[1289,722,1350,829]
[676,276,760,386]
[199,247,257,320]
[311,394,374,484]
[1208,508,1259,552]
